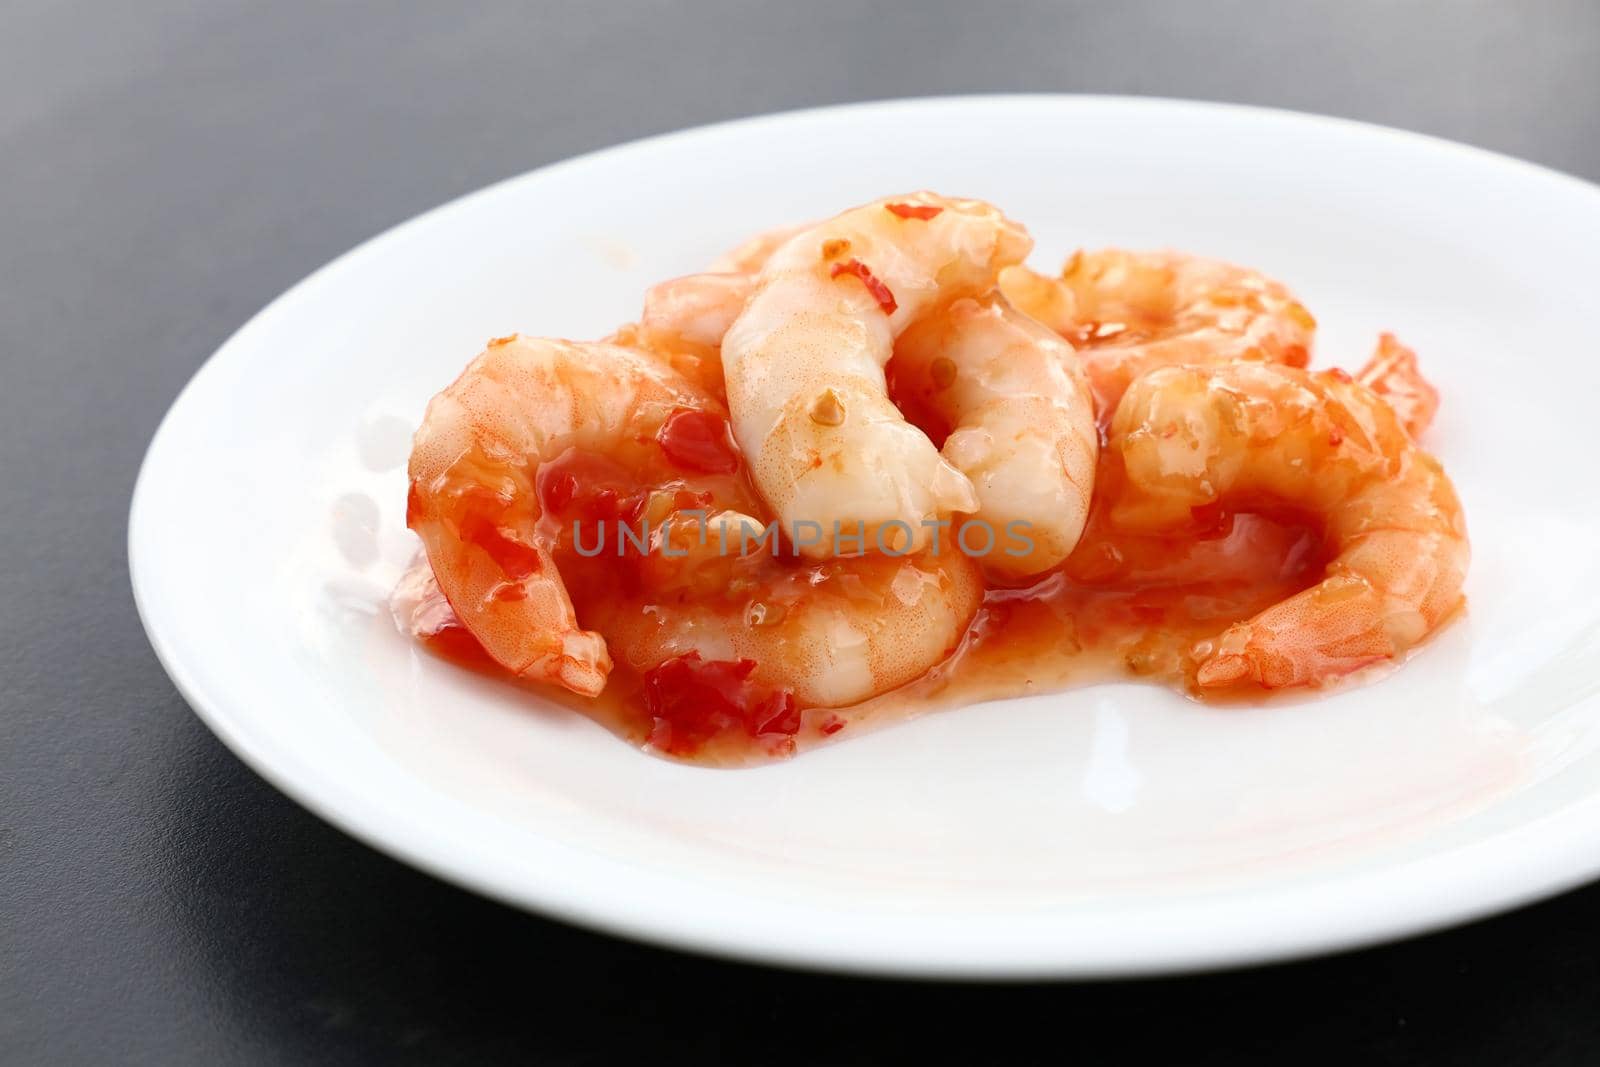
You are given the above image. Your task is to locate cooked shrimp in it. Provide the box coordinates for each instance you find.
[1000,250,1316,415]
[890,295,1099,578]
[647,222,816,348]
[707,221,810,274]
[593,543,983,716]
[1356,332,1438,438]
[640,272,752,352]
[407,335,719,696]
[641,215,1092,574]
[616,224,808,398]
[1107,361,1468,690]
[721,192,1033,556]
[620,272,752,397]
[408,333,982,721]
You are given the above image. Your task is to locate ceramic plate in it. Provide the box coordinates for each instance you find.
[130,96,1600,978]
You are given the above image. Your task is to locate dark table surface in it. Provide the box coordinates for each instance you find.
[5,2,1600,1063]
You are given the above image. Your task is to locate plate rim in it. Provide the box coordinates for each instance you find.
[129,92,1600,979]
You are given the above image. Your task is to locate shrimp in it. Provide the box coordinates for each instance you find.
[1356,332,1438,438]
[593,541,983,718]
[707,221,810,274]
[721,192,1033,556]
[615,224,809,398]
[890,295,1099,578]
[655,223,810,341]
[408,333,982,723]
[1000,250,1316,415]
[619,272,752,397]
[640,273,752,353]
[638,212,1094,575]
[1107,361,1468,690]
[407,335,719,696]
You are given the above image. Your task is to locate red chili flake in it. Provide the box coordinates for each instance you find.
[536,452,648,525]
[538,469,579,514]
[830,258,897,314]
[656,408,740,474]
[1328,425,1345,447]
[1326,367,1354,384]
[642,652,800,756]
[674,488,714,511]
[885,202,943,221]
[590,488,623,520]
[818,713,847,736]
[456,510,543,580]
[754,697,803,737]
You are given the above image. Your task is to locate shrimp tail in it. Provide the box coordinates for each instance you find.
[1356,332,1439,438]
[551,632,613,696]
[1193,577,1394,689]
[1112,361,1467,694]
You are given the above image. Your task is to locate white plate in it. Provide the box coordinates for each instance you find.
[130,95,1600,978]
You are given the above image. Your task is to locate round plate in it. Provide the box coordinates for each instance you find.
[130,95,1600,978]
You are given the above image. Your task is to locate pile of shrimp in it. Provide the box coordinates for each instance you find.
[399,192,1467,761]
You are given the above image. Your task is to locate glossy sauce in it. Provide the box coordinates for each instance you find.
[397,439,1335,767]
[399,315,1471,767]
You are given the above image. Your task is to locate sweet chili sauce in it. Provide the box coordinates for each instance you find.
[400,422,1337,771]
[399,392,1333,768]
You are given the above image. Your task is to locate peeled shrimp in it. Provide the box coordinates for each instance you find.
[408,333,981,712]
[1356,332,1438,438]
[1001,250,1316,414]
[407,335,716,695]
[1107,361,1468,689]
[891,295,1099,578]
[593,544,983,712]
[616,224,808,398]
[619,272,752,397]
[707,221,810,274]
[721,192,1033,556]
[640,272,752,353]
[643,221,1099,576]
[647,222,808,348]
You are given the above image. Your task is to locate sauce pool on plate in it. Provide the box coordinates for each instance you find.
[395,450,1333,767]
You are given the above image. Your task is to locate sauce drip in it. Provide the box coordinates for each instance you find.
[642,653,800,758]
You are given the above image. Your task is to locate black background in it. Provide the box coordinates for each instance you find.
[5,2,1600,1063]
